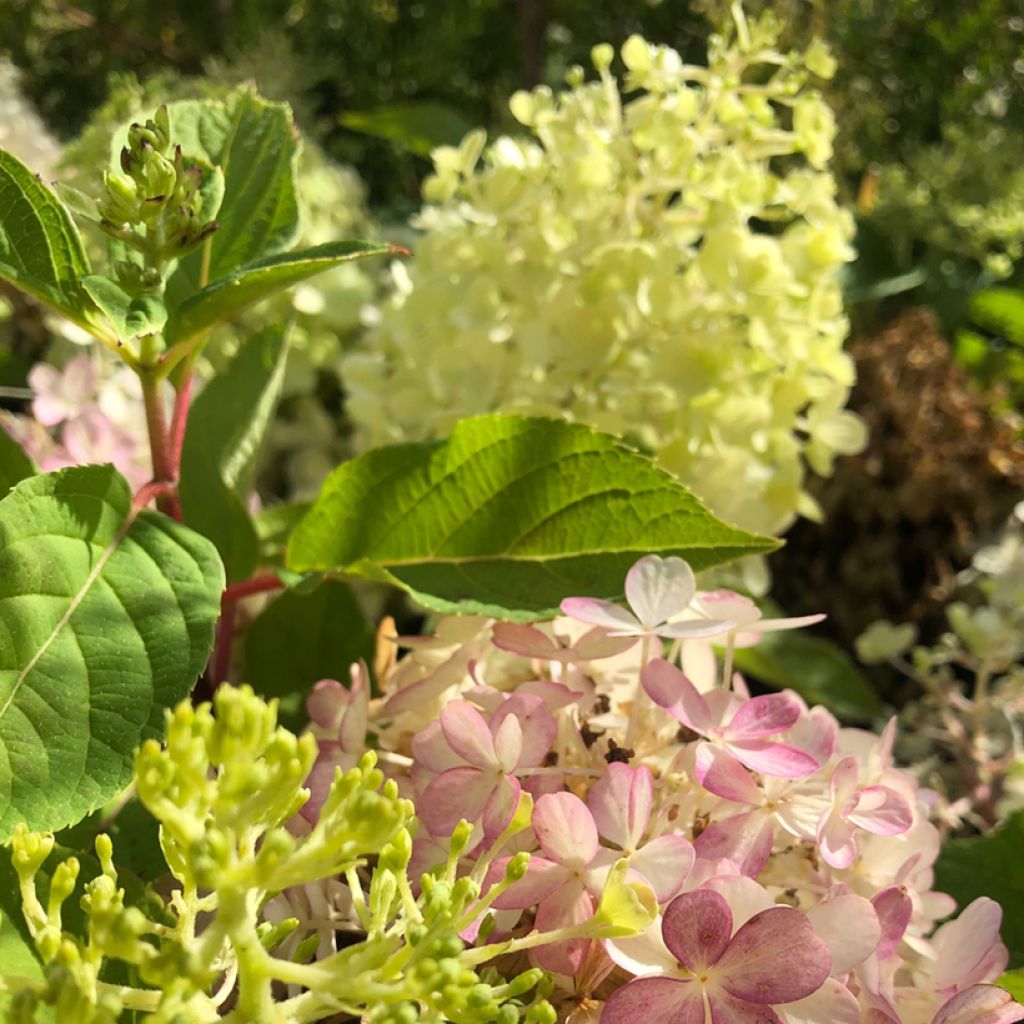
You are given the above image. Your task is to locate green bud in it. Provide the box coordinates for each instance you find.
[11,825,54,880]
[379,828,413,873]
[259,916,300,951]
[48,858,79,920]
[292,933,320,964]
[504,851,530,883]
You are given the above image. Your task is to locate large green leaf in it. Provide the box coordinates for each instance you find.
[165,240,395,350]
[243,581,374,729]
[0,429,35,494]
[0,466,224,840]
[998,969,1024,999]
[179,327,290,582]
[935,811,1024,969]
[733,632,882,722]
[164,89,300,311]
[287,416,779,618]
[0,150,107,342]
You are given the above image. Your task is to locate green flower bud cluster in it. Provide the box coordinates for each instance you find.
[97,104,219,280]
[345,11,865,535]
[0,686,553,1024]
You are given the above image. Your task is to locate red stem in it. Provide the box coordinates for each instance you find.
[210,601,237,687]
[222,574,285,604]
[140,372,182,520]
[169,366,194,476]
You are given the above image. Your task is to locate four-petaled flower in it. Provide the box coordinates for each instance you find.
[816,755,913,869]
[602,888,831,1024]
[413,695,556,838]
[642,658,820,778]
[560,555,736,641]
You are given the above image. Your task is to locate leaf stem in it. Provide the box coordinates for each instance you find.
[211,600,238,686]
[222,574,285,604]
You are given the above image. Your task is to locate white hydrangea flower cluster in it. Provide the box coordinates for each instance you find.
[343,15,865,535]
[0,58,61,177]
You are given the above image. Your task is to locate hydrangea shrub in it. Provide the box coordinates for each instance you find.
[344,13,865,535]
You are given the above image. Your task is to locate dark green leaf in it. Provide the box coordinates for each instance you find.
[732,632,882,722]
[0,149,110,343]
[0,429,35,494]
[243,581,374,729]
[0,465,224,839]
[179,327,290,582]
[287,415,779,619]
[165,240,395,350]
[935,811,1024,969]
[340,101,475,157]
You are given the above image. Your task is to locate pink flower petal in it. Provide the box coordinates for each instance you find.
[482,773,522,838]
[725,738,820,778]
[817,810,858,869]
[631,835,695,903]
[573,627,639,661]
[588,762,652,851]
[411,718,466,774]
[695,744,761,805]
[934,898,1006,993]
[829,756,860,803]
[661,888,733,970]
[488,856,570,910]
[492,713,524,773]
[754,613,826,633]
[532,880,594,975]
[440,701,497,770]
[491,622,560,659]
[871,885,912,960]
[725,693,803,740]
[625,555,696,629]
[848,785,913,836]
[533,791,599,869]
[339,664,368,752]
[657,617,737,640]
[706,989,784,1024]
[694,810,774,877]
[641,659,712,733]
[492,693,557,770]
[307,678,348,731]
[717,905,831,1004]
[695,589,762,627]
[602,978,705,1024]
[773,977,861,1024]
[559,597,640,634]
[931,985,1024,1024]
[805,893,881,975]
[418,766,494,837]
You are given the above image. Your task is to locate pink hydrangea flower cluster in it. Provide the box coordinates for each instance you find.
[300,556,1024,1024]
[1,354,150,488]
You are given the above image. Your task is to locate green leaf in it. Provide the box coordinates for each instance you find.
[0,149,108,342]
[179,327,290,582]
[0,465,224,840]
[164,89,300,311]
[732,632,883,722]
[970,287,1024,347]
[243,580,374,729]
[165,240,395,350]
[287,415,779,618]
[80,275,167,346]
[340,101,475,157]
[0,429,35,495]
[998,968,1024,999]
[935,811,1024,969]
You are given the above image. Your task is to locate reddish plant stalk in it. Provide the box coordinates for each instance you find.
[222,574,285,603]
[169,365,194,475]
[210,600,238,687]
[140,372,182,520]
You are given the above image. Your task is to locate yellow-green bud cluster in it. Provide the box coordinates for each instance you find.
[97,104,219,272]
